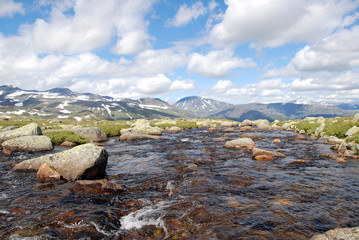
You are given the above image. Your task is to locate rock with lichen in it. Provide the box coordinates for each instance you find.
[0,123,42,144]
[1,135,53,154]
[13,143,108,181]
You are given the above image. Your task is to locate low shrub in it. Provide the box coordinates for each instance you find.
[97,124,130,137]
[177,121,198,129]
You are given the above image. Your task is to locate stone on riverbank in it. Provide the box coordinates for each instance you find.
[73,127,108,142]
[224,138,255,148]
[13,143,108,181]
[121,119,162,135]
[310,226,359,240]
[0,123,42,144]
[167,126,182,134]
[37,163,61,181]
[119,131,164,141]
[1,135,53,154]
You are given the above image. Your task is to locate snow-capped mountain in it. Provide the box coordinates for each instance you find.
[173,96,234,117]
[0,85,358,121]
[0,85,182,120]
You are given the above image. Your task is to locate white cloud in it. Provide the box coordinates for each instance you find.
[209,0,359,48]
[18,0,154,55]
[136,74,172,94]
[170,79,195,91]
[212,80,235,91]
[188,50,256,78]
[166,1,207,27]
[0,0,24,18]
[291,26,359,72]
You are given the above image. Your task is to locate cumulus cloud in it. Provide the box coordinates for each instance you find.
[18,0,154,55]
[209,0,359,48]
[170,79,196,91]
[0,0,24,18]
[166,1,207,27]
[212,80,235,91]
[136,74,172,94]
[188,50,256,78]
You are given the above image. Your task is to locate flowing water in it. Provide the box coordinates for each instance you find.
[1,127,359,239]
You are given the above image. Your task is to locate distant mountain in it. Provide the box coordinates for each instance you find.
[210,102,356,121]
[0,85,184,121]
[173,96,234,117]
[0,85,358,121]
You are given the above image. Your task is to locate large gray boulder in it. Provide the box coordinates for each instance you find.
[0,123,42,144]
[310,226,359,240]
[1,135,53,154]
[73,127,108,142]
[13,143,108,181]
[223,138,256,148]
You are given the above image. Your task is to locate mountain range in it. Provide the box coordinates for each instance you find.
[0,85,358,121]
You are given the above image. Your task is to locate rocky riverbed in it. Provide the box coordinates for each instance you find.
[0,123,359,239]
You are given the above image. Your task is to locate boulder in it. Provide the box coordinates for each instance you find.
[119,131,164,141]
[346,126,359,137]
[13,143,108,181]
[310,226,359,240]
[73,127,108,142]
[220,121,239,127]
[167,126,182,134]
[37,163,61,181]
[353,112,359,121]
[273,139,281,143]
[0,123,42,144]
[224,138,256,148]
[121,119,162,135]
[252,148,286,159]
[1,135,53,154]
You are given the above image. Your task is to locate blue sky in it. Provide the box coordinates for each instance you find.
[0,0,359,104]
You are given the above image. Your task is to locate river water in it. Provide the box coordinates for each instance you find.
[0,127,359,239]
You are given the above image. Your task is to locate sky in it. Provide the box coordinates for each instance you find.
[0,0,359,104]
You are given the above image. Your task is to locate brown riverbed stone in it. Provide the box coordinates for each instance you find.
[36,163,61,181]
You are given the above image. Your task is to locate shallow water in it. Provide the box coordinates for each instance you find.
[1,127,359,239]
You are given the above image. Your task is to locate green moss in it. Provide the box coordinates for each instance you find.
[44,131,89,145]
[295,121,321,135]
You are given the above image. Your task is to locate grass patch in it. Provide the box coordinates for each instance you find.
[155,123,176,129]
[323,119,359,139]
[97,123,130,137]
[44,131,89,145]
[177,121,198,129]
[295,121,321,135]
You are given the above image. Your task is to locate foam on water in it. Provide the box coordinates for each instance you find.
[120,200,170,234]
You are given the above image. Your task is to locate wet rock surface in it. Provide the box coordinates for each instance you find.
[1,127,359,239]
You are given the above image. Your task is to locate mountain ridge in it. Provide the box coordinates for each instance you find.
[0,85,358,121]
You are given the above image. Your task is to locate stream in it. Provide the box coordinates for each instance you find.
[1,127,359,239]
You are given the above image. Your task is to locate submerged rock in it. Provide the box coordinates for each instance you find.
[0,123,42,144]
[13,143,108,181]
[252,147,286,159]
[71,180,124,195]
[310,226,359,240]
[1,135,53,154]
[73,127,108,142]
